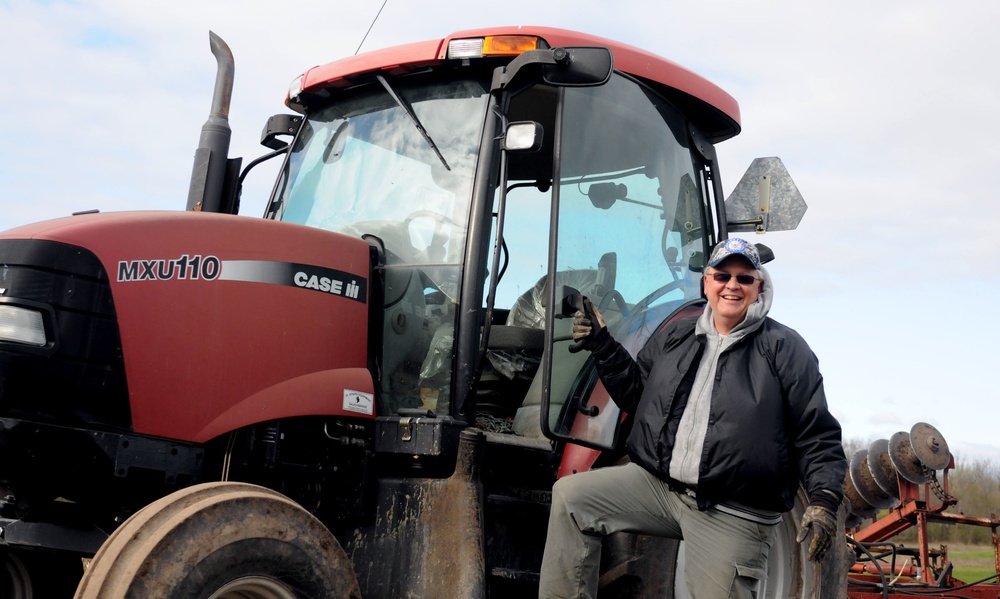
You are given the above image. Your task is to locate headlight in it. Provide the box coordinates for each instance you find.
[504,121,544,152]
[447,35,542,60]
[447,38,484,59]
[0,304,47,346]
[288,75,305,101]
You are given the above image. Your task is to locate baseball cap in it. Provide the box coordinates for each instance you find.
[707,238,761,269]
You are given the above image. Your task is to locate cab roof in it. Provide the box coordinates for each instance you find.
[292,26,741,142]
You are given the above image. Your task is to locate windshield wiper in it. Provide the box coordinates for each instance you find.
[375,74,451,172]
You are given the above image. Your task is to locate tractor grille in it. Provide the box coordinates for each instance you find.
[0,239,130,429]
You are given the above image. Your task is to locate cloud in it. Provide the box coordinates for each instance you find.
[868,411,907,427]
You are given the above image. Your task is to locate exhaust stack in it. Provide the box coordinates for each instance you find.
[186,31,236,213]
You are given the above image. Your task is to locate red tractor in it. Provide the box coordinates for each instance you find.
[0,27,825,597]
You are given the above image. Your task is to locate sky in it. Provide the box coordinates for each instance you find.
[1,0,998,464]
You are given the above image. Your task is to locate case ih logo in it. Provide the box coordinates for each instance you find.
[219,260,366,303]
[293,270,362,299]
[117,255,221,282]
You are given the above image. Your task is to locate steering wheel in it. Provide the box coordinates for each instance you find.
[630,279,690,317]
[403,210,462,263]
[596,289,630,319]
[403,210,460,230]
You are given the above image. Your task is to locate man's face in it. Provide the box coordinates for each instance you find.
[704,256,763,334]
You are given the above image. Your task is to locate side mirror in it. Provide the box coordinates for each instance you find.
[724,157,807,234]
[542,47,613,86]
[492,46,614,92]
[587,182,626,209]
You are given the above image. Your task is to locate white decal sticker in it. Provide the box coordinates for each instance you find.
[343,389,374,415]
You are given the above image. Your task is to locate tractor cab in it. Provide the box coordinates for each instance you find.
[264,28,802,453]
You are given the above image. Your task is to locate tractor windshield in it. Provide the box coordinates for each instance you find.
[271,73,490,415]
[272,73,490,298]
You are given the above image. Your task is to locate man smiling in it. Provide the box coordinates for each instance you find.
[704,240,763,335]
[538,238,847,599]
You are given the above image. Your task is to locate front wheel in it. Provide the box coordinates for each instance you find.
[74,482,361,599]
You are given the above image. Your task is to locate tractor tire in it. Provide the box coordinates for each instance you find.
[0,549,31,598]
[1,547,83,599]
[73,481,362,599]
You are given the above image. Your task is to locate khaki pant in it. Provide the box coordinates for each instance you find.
[539,462,776,599]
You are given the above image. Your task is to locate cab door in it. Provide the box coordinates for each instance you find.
[537,73,716,450]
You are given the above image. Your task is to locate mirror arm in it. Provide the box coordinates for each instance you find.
[726,174,771,233]
[727,217,764,232]
[491,49,562,91]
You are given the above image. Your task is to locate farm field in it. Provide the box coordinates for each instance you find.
[948,544,999,586]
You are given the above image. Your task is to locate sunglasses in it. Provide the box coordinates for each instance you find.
[707,272,761,286]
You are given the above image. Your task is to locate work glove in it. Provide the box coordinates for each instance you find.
[569,297,616,359]
[796,505,838,562]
